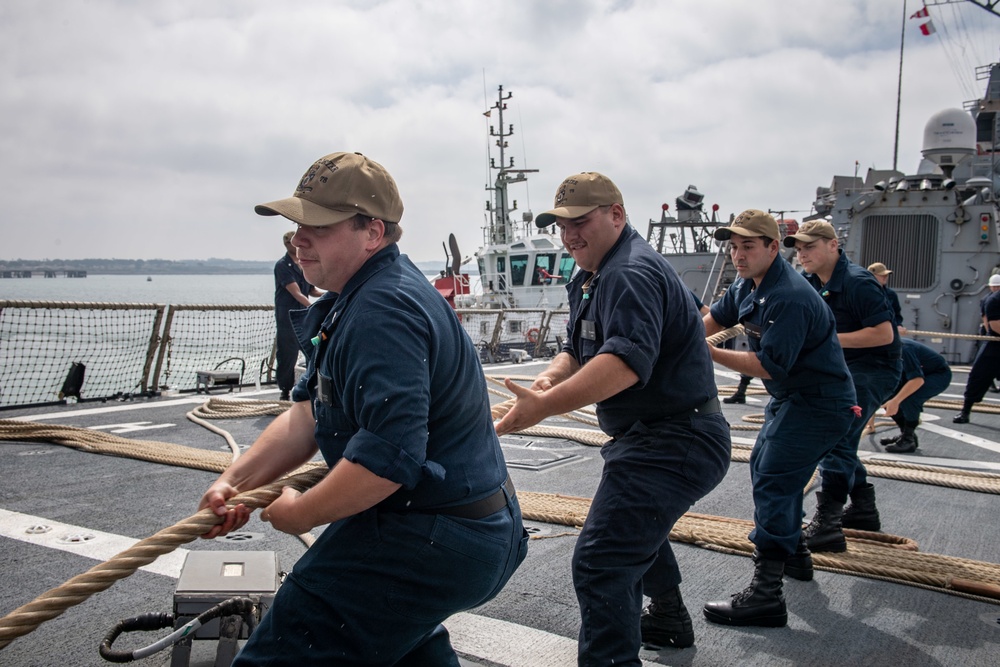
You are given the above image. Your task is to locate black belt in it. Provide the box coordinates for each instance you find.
[387,476,514,520]
[665,396,721,420]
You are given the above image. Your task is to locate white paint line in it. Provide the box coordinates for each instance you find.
[916,422,1000,455]
[0,508,187,578]
[0,508,621,667]
[447,612,659,667]
[8,390,278,422]
[866,453,1000,472]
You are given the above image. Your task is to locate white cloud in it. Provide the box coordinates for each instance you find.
[0,0,996,262]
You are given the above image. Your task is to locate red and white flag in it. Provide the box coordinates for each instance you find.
[919,20,936,36]
[910,7,929,19]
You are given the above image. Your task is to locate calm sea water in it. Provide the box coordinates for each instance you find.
[0,269,450,306]
[0,274,278,305]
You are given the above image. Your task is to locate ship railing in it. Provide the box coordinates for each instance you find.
[0,301,571,409]
[0,300,276,409]
[456,308,569,364]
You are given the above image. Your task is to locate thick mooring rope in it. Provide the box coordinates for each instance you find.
[0,465,326,650]
[2,364,1000,649]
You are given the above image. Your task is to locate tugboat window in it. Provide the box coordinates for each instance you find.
[559,255,577,283]
[510,255,528,286]
[532,253,557,285]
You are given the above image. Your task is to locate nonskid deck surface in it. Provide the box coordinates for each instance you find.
[1,362,998,666]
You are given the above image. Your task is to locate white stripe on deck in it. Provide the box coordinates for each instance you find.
[447,612,658,667]
[916,422,1000,455]
[0,507,646,666]
[8,390,280,422]
[0,508,188,578]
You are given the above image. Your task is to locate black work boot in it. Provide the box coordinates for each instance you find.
[703,552,787,627]
[802,492,847,553]
[952,410,970,424]
[723,375,751,404]
[885,424,918,453]
[879,414,905,446]
[841,483,881,531]
[640,586,694,649]
[783,536,813,582]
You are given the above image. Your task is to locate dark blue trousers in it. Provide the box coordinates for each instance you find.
[274,312,300,394]
[749,389,856,559]
[819,360,901,501]
[233,490,527,666]
[963,342,1000,405]
[899,368,952,423]
[572,412,730,667]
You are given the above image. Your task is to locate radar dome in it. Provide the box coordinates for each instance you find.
[921,108,975,174]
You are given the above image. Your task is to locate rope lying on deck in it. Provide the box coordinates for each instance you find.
[0,463,326,650]
[2,377,1000,649]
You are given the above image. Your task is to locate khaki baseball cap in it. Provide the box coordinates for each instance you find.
[783,219,837,247]
[535,172,623,228]
[255,152,404,227]
[713,209,780,241]
[867,262,892,276]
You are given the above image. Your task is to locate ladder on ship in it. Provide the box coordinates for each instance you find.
[706,240,738,302]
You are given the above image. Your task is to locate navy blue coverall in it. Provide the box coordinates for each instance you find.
[894,339,952,423]
[711,256,857,560]
[963,290,1000,405]
[564,225,731,667]
[273,253,314,395]
[806,251,901,502]
[236,245,527,666]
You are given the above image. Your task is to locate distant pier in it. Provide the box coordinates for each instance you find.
[0,269,87,278]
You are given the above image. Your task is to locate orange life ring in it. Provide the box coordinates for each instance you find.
[525,328,540,344]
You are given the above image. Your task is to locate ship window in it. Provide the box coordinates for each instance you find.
[558,255,576,283]
[510,255,528,286]
[975,111,995,144]
[496,256,507,291]
[532,253,557,285]
[509,320,522,333]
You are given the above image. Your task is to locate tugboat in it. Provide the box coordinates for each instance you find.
[474,86,575,310]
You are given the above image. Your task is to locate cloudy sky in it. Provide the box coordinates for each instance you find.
[2,0,997,263]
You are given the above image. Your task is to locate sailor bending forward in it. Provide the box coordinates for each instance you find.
[199,152,527,665]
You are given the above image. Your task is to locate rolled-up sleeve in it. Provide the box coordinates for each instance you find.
[336,308,441,490]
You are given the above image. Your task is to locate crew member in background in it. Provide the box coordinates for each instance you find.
[273,231,322,401]
[202,151,526,665]
[786,221,901,537]
[953,273,1000,424]
[702,210,856,628]
[879,339,952,453]
[496,171,730,662]
[868,262,905,334]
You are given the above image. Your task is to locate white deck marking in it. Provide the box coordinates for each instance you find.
[87,421,177,434]
[447,612,659,667]
[9,390,276,422]
[0,508,188,578]
[0,507,640,666]
[916,422,1000,455]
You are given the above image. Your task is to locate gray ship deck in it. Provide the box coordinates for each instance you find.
[1,361,998,666]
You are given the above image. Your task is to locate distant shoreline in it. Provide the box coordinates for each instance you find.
[0,258,469,277]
